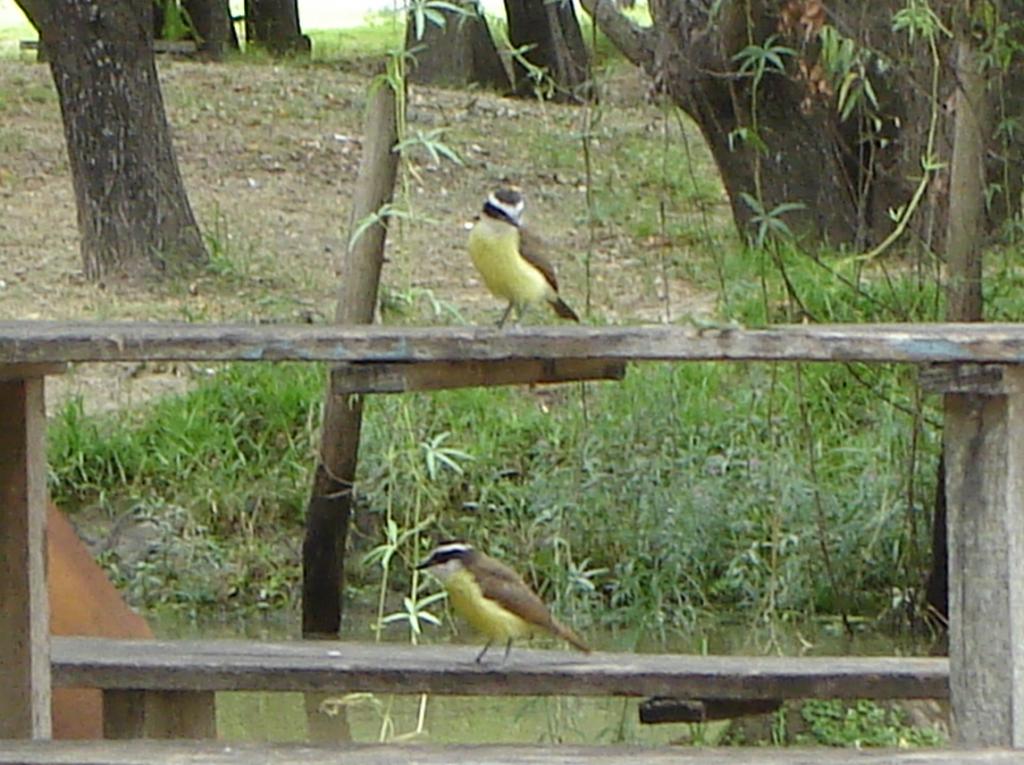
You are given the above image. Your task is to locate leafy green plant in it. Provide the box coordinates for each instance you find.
[157,0,195,41]
[798,700,946,747]
[733,35,797,82]
[406,0,470,42]
[740,195,805,248]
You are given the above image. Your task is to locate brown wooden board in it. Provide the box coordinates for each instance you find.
[0,378,51,738]
[331,358,627,394]
[941,367,1024,746]
[52,637,947,700]
[304,77,399,640]
[918,364,1016,395]
[5,321,1024,365]
[0,741,1018,765]
[0,363,66,381]
[103,690,216,739]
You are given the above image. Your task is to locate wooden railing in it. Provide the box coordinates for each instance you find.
[48,636,948,739]
[0,739,1019,764]
[3,320,1023,760]
[4,320,1024,364]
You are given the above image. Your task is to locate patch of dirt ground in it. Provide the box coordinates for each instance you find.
[0,55,731,415]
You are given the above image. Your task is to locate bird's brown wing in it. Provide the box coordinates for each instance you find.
[473,553,557,630]
[518,227,560,292]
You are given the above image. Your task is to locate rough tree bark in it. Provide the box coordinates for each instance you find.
[505,0,591,102]
[406,1,510,91]
[245,0,310,55]
[15,0,208,280]
[302,82,401,640]
[580,0,944,245]
[182,0,238,59]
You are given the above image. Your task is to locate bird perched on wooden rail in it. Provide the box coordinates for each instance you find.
[467,187,580,328]
[417,540,591,663]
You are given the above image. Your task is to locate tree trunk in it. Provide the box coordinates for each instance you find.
[16,0,208,280]
[406,1,510,91]
[302,81,401,639]
[926,3,993,625]
[504,0,591,102]
[245,0,310,56]
[581,0,952,245]
[152,1,166,39]
[182,0,237,59]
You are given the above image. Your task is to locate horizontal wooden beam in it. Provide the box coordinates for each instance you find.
[4,320,1024,366]
[0,364,66,382]
[331,359,627,394]
[0,740,1016,765]
[52,637,947,700]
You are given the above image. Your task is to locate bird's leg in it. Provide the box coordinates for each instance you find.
[475,640,493,664]
[497,303,514,329]
[502,638,514,664]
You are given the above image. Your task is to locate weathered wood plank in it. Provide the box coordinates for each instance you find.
[0,378,51,738]
[51,637,947,700]
[0,363,66,381]
[304,76,400,640]
[331,358,628,394]
[0,741,1017,765]
[919,364,1017,395]
[941,366,1024,746]
[4,321,1024,365]
[103,690,216,739]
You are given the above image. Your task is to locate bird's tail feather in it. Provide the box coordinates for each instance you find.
[550,297,580,322]
[552,618,591,653]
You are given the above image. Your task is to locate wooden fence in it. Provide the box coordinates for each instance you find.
[3,320,1023,761]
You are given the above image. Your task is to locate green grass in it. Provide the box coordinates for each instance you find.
[795,700,946,747]
[50,363,323,525]
[721,699,947,747]
[49,279,942,633]
[50,363,324,615]
[307,12,403,62]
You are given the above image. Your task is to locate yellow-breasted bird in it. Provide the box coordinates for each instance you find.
[467,188,580,328]
[417,541,591,663]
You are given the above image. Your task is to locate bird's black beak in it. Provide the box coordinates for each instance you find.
[415,559,431,570]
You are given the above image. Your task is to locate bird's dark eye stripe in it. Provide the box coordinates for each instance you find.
[429,550,466,564]
[482,202,519,227]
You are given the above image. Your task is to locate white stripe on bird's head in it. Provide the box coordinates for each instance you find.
[417,541,474,570]
[417,541,474,581]
[486,188,525,225]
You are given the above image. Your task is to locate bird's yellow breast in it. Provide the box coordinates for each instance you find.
[443,568,537,643]
[468,218,554,307]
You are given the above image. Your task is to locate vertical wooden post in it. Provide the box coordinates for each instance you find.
[0,375,52,739]
[103,690,216,738]
[942,364,1024,746]
[302,74,400,639]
